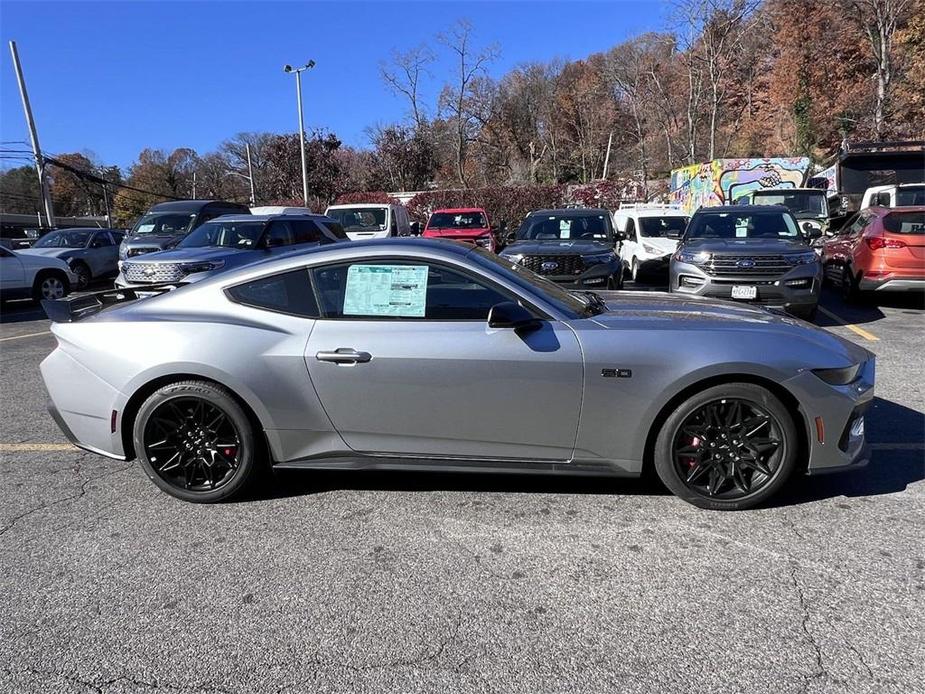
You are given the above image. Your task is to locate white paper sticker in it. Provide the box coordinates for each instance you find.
[559,219,571,239]
[137,223,155,234]
[343,264,428,317]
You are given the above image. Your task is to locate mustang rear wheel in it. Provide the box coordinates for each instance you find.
[134,380,260,503]
[654,383,797,510]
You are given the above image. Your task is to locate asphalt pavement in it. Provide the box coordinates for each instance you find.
[1,281,923,694]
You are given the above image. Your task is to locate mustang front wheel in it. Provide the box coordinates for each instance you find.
[133,380,260,503]
[654,383,797,510]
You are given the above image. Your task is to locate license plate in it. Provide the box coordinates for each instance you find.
[731,285,757,300]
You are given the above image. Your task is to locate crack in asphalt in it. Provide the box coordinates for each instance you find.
[788,562,842,693]
[0,463,133,539]
[6,666,233,693]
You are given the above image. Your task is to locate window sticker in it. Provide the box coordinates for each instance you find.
[559,219,571,239]
[343,264,428,317]
[137,223,155,234]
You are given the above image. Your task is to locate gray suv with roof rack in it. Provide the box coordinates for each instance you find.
[669,205,823,320]
[115,213,347,289]
[119,200,251,260]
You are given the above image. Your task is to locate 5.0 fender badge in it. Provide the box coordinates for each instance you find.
[601,368,632,378]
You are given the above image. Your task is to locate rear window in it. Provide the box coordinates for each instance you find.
[882,211,925,234]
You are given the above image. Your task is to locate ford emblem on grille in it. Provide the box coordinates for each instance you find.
[736,258,756,268]
[541,261,559,272]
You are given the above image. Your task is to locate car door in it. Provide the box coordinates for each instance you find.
[304,258,583,461]
[0,248,25,291]
[87,231,117,276]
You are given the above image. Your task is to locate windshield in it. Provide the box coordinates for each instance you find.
[518,213,613,241]
[752,191,827,216]
[131,212,197,236]
[427,211,487,230]
[882,211,925,234]
[326,207,388,231]
[896,186,925,206]
[32,230,91,248]
[471,248,596,318]
[685,211,801,240]
[638,216,689,238]
[177,220,266,249]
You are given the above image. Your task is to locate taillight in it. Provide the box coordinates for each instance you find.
[865,236,906,251]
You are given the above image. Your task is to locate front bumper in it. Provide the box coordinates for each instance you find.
[670,260,822,310]
[528,261,623,288]
[785,358,875,475]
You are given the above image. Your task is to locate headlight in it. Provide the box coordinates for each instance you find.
[179,260,225,274]
[642,242,662,255]
[812,364,862,385]
[118,243,128,260]
[501,253,523,263]
[674,249,711,264]
[582,252,616,265]
[789,251,818,265]
[474,237,492,248]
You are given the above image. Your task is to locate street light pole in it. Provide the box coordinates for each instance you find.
[284,60,315,207]
[245,143,256,206]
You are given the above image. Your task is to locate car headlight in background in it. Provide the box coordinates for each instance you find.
[500,253,523,264]
[582,252,617,266]
[118,243,128,260]
[788,251,819,265]
[179,260,225,274]
[474,237,492,248]
[674,249,711,264]
[642,242,663,255]
[812,363,863,385]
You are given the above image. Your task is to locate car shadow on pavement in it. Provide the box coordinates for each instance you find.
[261,396,923,507]
[0,301,47,324]
[773,396,924,507]
[815,286,924,328]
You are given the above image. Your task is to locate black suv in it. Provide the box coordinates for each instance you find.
[499,208,624,289]
[119,200,251,260]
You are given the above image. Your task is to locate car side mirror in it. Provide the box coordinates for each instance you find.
[410,221,421,235]
[488,302,541,332]
[802,223,823,240]
[505,231,517,244]
[614,231,626,242]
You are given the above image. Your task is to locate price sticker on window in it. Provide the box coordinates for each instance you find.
[343,264,428,317]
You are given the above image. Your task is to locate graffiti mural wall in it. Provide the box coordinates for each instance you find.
[670,158,812,215]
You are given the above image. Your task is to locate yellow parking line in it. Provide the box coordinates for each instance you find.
[0,443,76,452]
[0,330,51,342]
[817,306,879,342]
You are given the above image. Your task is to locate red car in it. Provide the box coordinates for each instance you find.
[823,206,925,301]
[422,207,496,253]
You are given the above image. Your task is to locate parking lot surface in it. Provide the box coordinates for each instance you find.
[1,283,923,694]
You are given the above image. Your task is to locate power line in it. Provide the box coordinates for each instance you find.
[44,156,181,202]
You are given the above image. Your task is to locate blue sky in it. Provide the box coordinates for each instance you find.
[1,1,667,169]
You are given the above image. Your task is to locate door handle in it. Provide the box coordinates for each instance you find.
[315,348,372,364]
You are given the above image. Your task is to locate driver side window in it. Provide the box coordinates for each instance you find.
[311,260,513,321]
[625,219,637,242]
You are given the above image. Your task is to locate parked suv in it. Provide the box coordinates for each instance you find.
[422,208,495,252]
[670,205,822,320]
[115,213,347,288]
[21,227,124,289]
[751,187,830,239]
[823,206,925,301]
[0,246,77,302]
[324,203,413,240]
[499,208,624,289]
[119,200,251,260]
[612,203,688,281]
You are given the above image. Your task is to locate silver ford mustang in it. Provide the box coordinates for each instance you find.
[40,239,874,510]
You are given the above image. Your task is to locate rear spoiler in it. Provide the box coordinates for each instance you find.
[41,284,181,323]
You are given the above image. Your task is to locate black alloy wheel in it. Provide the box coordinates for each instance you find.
[654,383,797,510]
[134,380,260,502]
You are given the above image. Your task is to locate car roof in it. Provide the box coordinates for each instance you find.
[326,203,393,209]
[527,208,610,216]
[693,204,791,214]
[431,208,486,214]
[148,200,248,213]
[209,213,333,223]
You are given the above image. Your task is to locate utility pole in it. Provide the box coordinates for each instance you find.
[101,182,112,228]
[192,171,197,199]
[9,40,55,228]
[284,60,315,206]
[245,143,256,206]
[601,131,614,181]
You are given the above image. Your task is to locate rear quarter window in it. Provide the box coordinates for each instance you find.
[225,268,319,317]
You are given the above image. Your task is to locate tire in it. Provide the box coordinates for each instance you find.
[840,266,861,303]
[32,271,69,302]
[133,380,262,503]
[631,258,640,282]
[71,262,91,290]
[653,383,798,511]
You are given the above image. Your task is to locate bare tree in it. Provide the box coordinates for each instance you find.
[380,45,435,130]
[844,0,912,139]
[438,19,499,188]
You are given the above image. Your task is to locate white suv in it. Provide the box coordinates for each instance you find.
[0,246,78,302]
[324,203,413,241]
[612,204,689,281]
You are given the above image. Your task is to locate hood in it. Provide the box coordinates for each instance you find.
[589,290,872,364]
[681,237,811,254]
[636,236,678,253]
[503,239,615,256]
[122,234,183,249]
[424,228,490,239]
[19,247,73,258]
[122,246,253,265]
